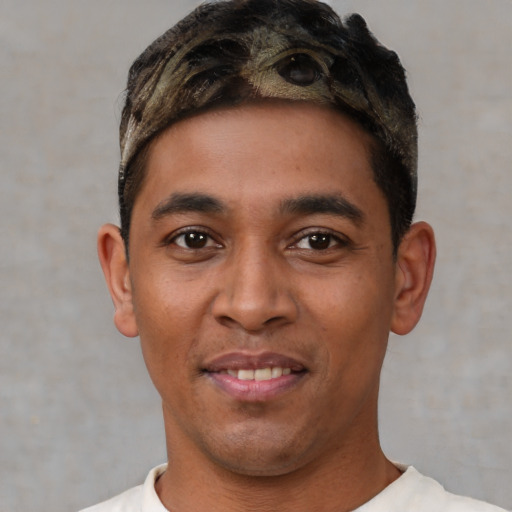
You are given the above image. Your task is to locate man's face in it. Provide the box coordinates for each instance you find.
[125,102,401,476]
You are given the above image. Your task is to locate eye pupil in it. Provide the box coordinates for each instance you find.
[185,232,207,248]
[309,234,330,250]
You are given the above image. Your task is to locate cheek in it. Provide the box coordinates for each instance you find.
[131,280,184,373]
[131,269,216,379]
[305,266,394,358]
[313,265,393,318]
[133,264,200,330]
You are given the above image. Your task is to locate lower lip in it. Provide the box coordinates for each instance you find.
[207,372,305,402]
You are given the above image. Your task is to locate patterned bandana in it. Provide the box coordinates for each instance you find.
[119,0,417,202]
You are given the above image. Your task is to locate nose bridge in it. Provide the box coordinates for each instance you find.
[212,237,297,331]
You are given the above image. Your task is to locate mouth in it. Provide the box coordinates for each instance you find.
[202,352,307,401]
[220,367,293,381]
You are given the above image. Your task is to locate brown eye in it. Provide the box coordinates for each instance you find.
[277,53,322,86]
[307,233,332,250]
[296,233,338,251]
[174,232,211,249]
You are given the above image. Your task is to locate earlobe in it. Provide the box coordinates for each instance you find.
[391,221,436,335]
[97,224,139,338]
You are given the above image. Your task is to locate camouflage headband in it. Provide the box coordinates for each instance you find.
[119,0,417,203]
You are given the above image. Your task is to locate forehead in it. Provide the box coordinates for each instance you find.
[126,102,392,236]
[129,101,392,249]
[142,101,376,197]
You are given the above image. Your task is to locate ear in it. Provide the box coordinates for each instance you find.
[391,221,436,335]
[97,224,139,338]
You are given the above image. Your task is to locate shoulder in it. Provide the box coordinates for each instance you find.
[78,485,143,512]
[408,467,507,512]
[78,464,168,512]
[358,465,508,512]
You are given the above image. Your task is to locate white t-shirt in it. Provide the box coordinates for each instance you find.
[79,463,507,512]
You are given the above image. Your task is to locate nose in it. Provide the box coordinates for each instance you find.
[211,243,298,332]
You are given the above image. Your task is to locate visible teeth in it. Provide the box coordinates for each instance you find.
[254,368,272,381]
[237,369,255,380]
[225,367,293,381]
[271,367,283,378]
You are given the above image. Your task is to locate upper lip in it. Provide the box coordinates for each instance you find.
[203,351,306,373]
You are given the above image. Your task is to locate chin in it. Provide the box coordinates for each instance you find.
[211,451,306,478]
[198,425,316,477]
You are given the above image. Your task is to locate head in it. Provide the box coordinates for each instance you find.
[118,0,418,255]
[98,0,435,486]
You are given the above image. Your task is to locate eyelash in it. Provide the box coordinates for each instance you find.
[165,227,221,250]
[164,227,349,253]
[290,229,350,252]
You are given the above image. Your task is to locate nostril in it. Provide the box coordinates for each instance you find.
[263,315,288,326]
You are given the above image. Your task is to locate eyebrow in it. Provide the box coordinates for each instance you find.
[151,192,364,225]
[280,194,365,225]
[152,192,225,220]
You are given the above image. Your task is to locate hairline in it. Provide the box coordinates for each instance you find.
[121,98,405,259]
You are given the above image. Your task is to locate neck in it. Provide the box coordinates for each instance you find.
[155,407,401,512]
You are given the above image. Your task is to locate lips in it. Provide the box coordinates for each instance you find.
[203,351,307,401]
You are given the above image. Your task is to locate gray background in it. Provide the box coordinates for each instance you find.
[1,1,511,511]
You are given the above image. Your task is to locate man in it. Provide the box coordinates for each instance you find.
[84,1,506,510]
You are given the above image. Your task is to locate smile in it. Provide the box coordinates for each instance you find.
[203,352,307,401]
[219,367,292,381]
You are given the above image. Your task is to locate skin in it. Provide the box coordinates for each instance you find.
[99,102,435,512]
